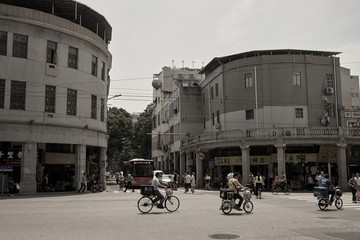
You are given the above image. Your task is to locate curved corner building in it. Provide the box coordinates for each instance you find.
[0,0,112,193]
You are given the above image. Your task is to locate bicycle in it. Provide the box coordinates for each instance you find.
[314,186,343,211]
[137,186,180,213]
[219,188,253,214]
[271,182,291,195]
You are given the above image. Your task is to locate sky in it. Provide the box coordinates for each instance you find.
[80,0,360,114]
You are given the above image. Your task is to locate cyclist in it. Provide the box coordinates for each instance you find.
[254,172,263,198]
[228,172,246,210]
[321,174,335,204]
[152,172,167,208]
[278,171,287,190]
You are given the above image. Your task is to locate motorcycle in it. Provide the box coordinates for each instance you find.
[219,188,253,214]
[314,186,343,211]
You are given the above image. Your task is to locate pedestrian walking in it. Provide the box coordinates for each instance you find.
[349,174,358,203]
[42,173,49,192]
[172,171,178,190]
[190,172,196,193]
[124,172,134,192]
[119,171,125,190]
[78,173,87,193]
[184,172,191,193]
[115,172,120,185]
[204,173,211,190]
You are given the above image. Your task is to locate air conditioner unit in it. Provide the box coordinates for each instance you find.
[326,87,334,94]
[345,112,351,118]
[215,123,221,130]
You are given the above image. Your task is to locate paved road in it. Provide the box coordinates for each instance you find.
[1,182,360,240]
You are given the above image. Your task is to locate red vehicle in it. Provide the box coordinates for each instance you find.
[122,158,154,187]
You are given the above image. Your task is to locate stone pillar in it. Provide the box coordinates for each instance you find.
[20,142,37,193]
[195,150,203,188]
[336,143,347,189]
[179,152,186,184]
[174,152,179,173]
[275,144,286,176]
[99,147,107,190]
[75,145,86,190]
[241,145,250,185]
[186,152,192,173]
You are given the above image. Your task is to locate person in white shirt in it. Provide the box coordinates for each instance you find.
[184,172,191,193]
[152,172,166,208]
[355,173,360,191]
[226,170,234,188]
[190,172,196,193]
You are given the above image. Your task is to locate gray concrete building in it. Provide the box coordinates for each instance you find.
[0,0,112,193]
[153,50,360,190]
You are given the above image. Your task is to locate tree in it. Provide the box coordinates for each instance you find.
[107,107,133,172]
[132,103,154,159]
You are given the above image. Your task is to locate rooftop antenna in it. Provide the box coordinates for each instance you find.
[172,60,175,68]
[182,59,184,69]
[192,61,195,69]
[202,61,205,68]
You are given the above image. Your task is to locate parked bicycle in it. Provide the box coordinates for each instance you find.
[314,186,343,211]
[137,186,180,213]
[219,188,253,214]
[271,182,291,195]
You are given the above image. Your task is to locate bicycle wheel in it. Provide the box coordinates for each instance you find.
[284,185,290,195]
[137,196,153,213]
[335,198,343,209]
[318,198,327,211]
[243,200,253,213]
[165,196,180,212]
[272,186,278,195]
[221,200,232,214]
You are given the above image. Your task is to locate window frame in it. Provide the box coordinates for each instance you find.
[68,46,78,69]
[246,109,254,120]
[0,31,7,56]
[91,55,98,76]
[326,74,334,88]
[295,108,304,119]
[12,33,28,58]
[293,72,301,86]
[100,98,105,122]
[46,41,57,64]
[101,62,106,81]
[10,80,26,110]
[0,79,5,108]
[245,74,253,88]
[66,89,77,116]
[45,85,56,113]
[91,95,97,119]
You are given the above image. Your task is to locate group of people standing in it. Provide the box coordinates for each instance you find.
[348,173,360,203]
[183,172,196,193]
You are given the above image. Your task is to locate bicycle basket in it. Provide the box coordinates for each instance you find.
[140,185,154,195]
[166,189,173,196]
[220,188,234,199]
[244,190,252,200]
[335,188,342,197]
[313,186,328,198]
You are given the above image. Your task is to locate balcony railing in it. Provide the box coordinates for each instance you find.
[181,127,360,147]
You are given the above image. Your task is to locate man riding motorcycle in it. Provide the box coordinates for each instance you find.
[228,172,246,210]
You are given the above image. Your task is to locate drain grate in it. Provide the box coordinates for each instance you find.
[209,234,240,239]
[318,216,338,219]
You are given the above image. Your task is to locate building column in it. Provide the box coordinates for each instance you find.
[99,147,107,190]
[173,151,179,173]
[20,142,37,193]
[336,143,347,190]
[195,150,203,188]
[241,145,250,185]
[275,144,286,176]
[179,151,186,184]
[75,145,86,190]
[186,152,192,173]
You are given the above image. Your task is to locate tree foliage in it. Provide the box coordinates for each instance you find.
[106,104,154,172]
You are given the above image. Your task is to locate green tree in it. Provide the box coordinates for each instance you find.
[132,103,154,159]
[107,107,133,172]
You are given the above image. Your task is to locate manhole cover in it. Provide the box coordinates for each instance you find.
[209,234,240,239]
[318,216,338,219]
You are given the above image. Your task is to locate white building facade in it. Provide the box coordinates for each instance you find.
[0,0,112,193]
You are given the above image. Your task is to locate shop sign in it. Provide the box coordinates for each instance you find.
[198,152,205,160]
[0,166,13,172]
[285,154,305,163]
[215,156,270,166]
[319,144,337,163]
[250,156,270,165]
[0,150,22,166]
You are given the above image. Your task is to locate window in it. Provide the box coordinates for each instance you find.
[100,98,105,122]
[101,62,106,81]
[46,41,57,64]
[246,109,254,120]
[66,89,77,116]
[45,85,56,113]
[215,83,219,97]
[211,86,214,99]
[295,108,303,118]
[0,79,5,108]
[91,95,97,119]
[245,74,253,88]
[0,31,7,55]
[91,55,98,76]
[10,80,26,110]
[212,112,215,125]
[327,104,335,117]
[13,34,27,58]
[326,74,334,88]
[68,47,78,69]
[216,110,220,123]
[293,72,301,86]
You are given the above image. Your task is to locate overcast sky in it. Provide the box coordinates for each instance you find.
[81,0,360,113]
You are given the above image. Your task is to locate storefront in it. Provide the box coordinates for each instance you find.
[0,142,22,194]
